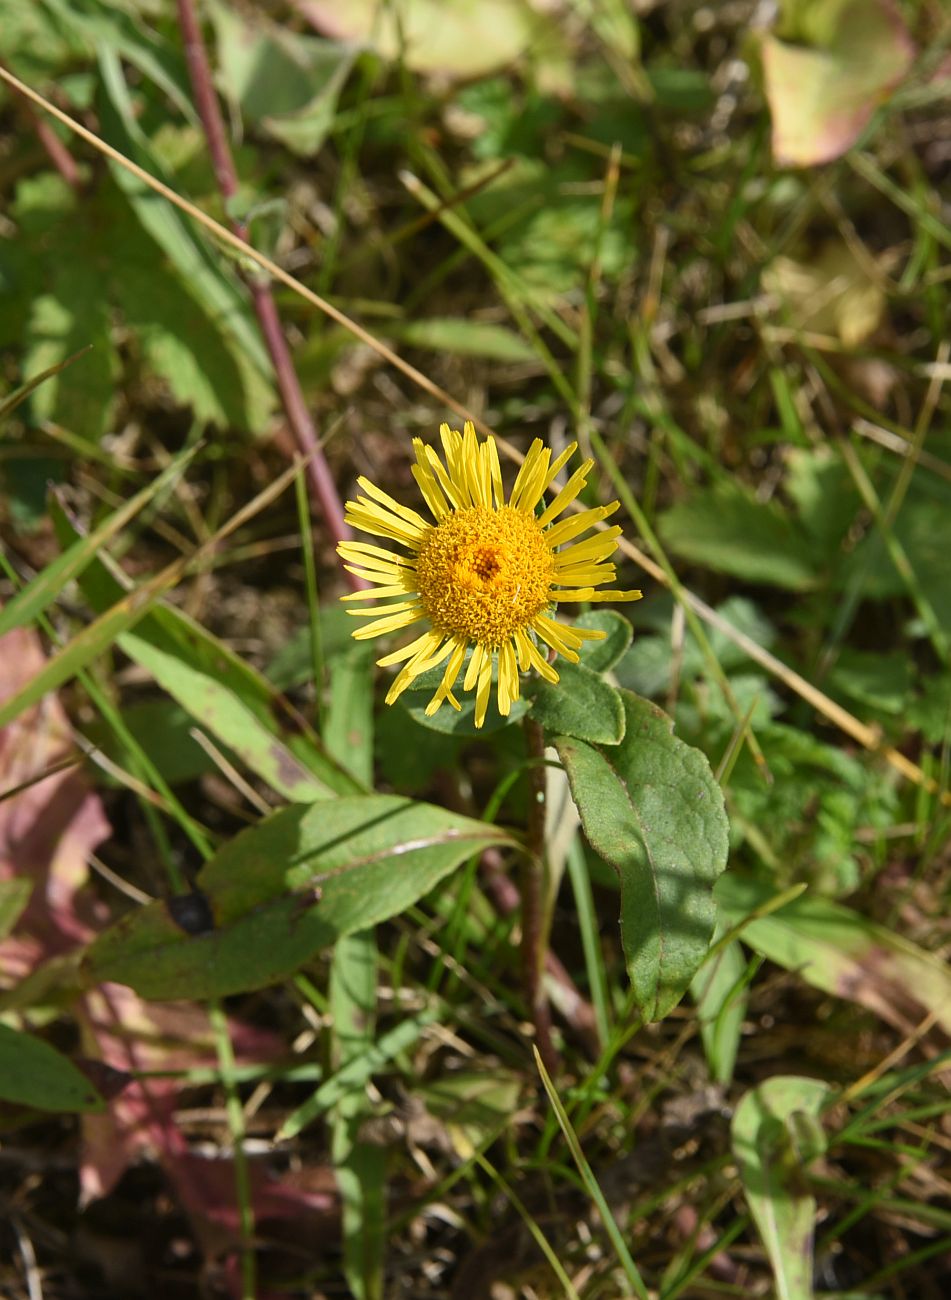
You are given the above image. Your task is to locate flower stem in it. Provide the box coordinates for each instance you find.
[522,716,559,1073]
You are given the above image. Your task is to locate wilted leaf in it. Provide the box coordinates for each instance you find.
[716,873,951,1036]
[763,0,915,166]
[732,1075,833,1300]
[84,797,512,999]
[556,690,729,1020]
[0,628,112,979]
[763,240,888,347]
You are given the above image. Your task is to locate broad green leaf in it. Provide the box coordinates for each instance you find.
[0,879,32,942]
[732,1075,833,1300]
[575,609,633,673]
[389,318,537,363]
[529,659,625,745]
[325,643,375,789]
[0,1022,104,1112]
[556,690,729,1020]
[658,482,821,591]
[0,443,199,638]
[716,874,951,1035]
[763,0,914,166]
[83,796,512,1000]
[24,273,118,442]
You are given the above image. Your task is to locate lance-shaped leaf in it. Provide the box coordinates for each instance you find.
[84,796,512,1000]
[732,1075,833,1300]
[556,690,729,1020]
[0,1023,104,1113]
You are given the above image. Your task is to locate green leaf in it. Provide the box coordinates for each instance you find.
[389,318,537,363]
[23,274,118,443]
[575,609,633,673]
[658,482,821,590]
[0,879,32,942]
[83,796,512,1000]
[331,930,385,1300]
[690,927,750,1086]
[0,1023,104,1112]
[716,874,951,1036]
[529,659,625,745]
[555,690,729,1020]
[732,1075,833,1300]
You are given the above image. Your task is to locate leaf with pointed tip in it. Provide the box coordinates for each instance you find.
[556,690,729,1020]
[84,796,512,1000]
[0,1023,104,1112]
[732,1075,833,1300]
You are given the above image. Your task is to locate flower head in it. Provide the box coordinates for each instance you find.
[338,423,642,727]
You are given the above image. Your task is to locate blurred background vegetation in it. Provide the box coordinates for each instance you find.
[1,1,950,1298]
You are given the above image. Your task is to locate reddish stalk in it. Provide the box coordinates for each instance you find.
[4,63,81,190]
[175,0,361,589]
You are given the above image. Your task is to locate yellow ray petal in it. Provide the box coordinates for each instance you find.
[463,641,487,693]
[544,501,620,548]
[536,460,595,528]
[509,439,547,509]
[351,609,424,640]
[474,648,493,728]
[411,461,450,521]
[377,629,443,668]
[356,477,429,531]
[541,441,578,494]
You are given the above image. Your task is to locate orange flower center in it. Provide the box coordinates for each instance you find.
[415,505,555,646]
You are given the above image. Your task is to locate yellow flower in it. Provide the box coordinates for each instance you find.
[337,422,642,728]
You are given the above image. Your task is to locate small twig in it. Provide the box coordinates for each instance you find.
[174,0,360,588]
[521,717,559,1072]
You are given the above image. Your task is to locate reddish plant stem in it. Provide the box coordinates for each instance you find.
[175,0,361,589]
[521,716,559,1073]
[5,64,81,190]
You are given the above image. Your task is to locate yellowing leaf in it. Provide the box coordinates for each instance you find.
[763,0,914,166]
